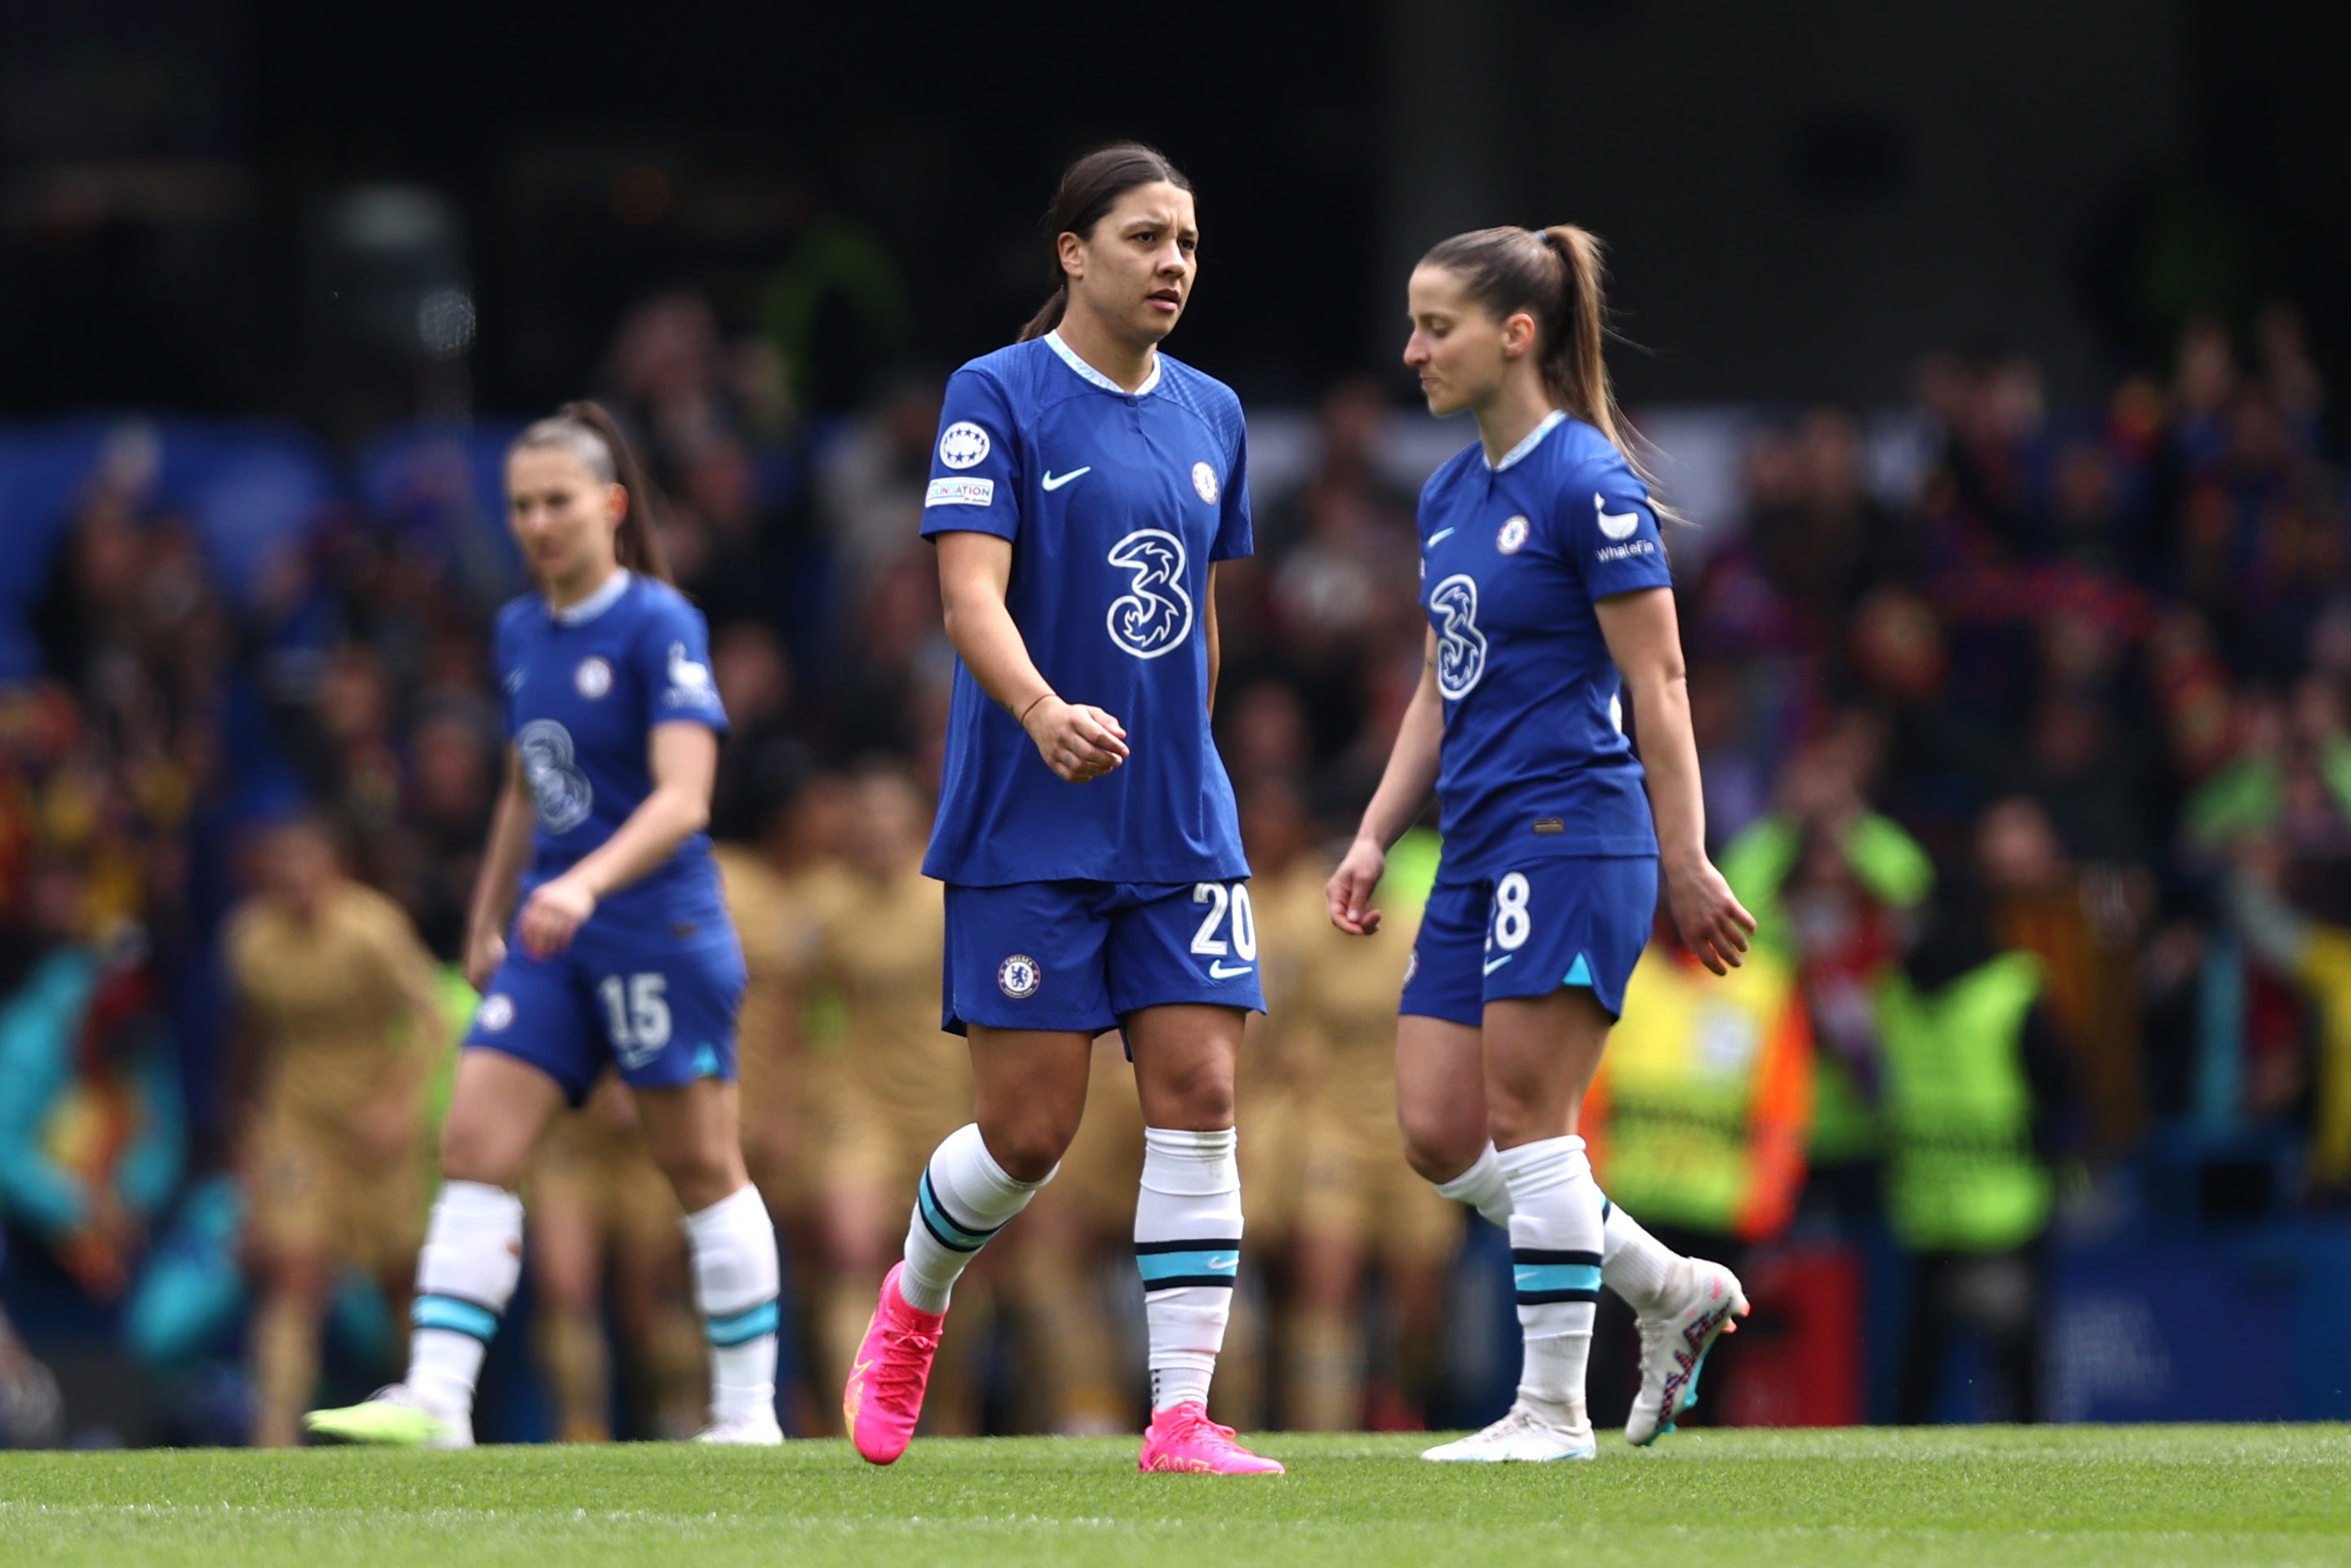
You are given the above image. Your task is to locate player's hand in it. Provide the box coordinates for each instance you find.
[1326,836,1388,936]
[518,873,597,959]
[1663,854,1756,975]
[1023,696,1129,784]
[463,924,507,993]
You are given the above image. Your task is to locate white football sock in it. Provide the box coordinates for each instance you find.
[1432,1142,1516,1229]
[1601,1194,1682,1313]
[682,1183,781,1426]
[1497,1136,1602,1426]
[1438,1141,1684,1313]
[407,1180,525,1417]
[1135,1126,1243,1412]
[900,1123,1052,1314]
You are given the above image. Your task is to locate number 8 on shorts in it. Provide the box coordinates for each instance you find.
[1490,871,1532,952]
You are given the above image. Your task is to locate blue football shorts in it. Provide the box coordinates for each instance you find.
[1398,855,1658,1026]
[941,878,1268,1036]
[463,921,748,1105]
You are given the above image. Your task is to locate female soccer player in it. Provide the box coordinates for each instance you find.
[1327,227,1756,1461]
[841,144,1281,1476]
[307,402,782,1447]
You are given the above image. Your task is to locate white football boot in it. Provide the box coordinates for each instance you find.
[694,1410,786,1445]
[1626,1257,1748,1446]
[1421,1400,1596,1463]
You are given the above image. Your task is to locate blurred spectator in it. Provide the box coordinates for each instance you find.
[1978,796,2147,1161]
[0,856,183,1304]
[1720,718,1932,1184]
[1880,875,2075,1424]
[1583,920,1813,1428]
[812,372,944,618]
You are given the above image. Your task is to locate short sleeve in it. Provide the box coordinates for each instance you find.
[919,367,1021,543]
[1559,452,1672,600]
[1211,418,1253,562]
[635,595,730,736]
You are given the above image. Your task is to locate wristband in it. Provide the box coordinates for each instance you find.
[1017,692,1056,726]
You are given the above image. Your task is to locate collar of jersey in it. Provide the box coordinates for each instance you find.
[1044,330,1162,397]
[1488,409,1567,472]
[550,569,631,626]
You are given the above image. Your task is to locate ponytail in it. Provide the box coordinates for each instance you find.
[1017,286,1069,344]
[1420,224,1668,509]
[1534,227,1632,460]
[1015,142,1193,343]
[510,399,675,585]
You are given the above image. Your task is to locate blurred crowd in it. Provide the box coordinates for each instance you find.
[1,287,2346,1445]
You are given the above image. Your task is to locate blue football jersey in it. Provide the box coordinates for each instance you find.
[493,571,733,937]
[1417,410,1674,873]
[919,332,1253,887]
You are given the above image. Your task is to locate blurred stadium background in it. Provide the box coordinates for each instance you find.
[2,1,2349,1447]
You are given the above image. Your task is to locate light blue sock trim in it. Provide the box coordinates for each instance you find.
[917,1171,998,1251]
[705,1299,779,1348]
[1512,1260,1605,1296]
[412,1294,500,1343]
[1134,1244,1242,1289]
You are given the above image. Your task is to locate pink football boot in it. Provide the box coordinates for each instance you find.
[843,1263,944,1465]
[1137,1403,1286,1475]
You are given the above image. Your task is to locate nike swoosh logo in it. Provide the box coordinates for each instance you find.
[1206,1255,1239,1270]
[1595,493,1643,541]
[1208,960,1254,979]
[1426,527,1455,546]
[1483,955,1513,975]
[1041,467,1092,491]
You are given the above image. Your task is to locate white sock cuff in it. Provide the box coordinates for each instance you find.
[438,1180,524,1229]
[683,1184,781,1321]
[1495,1136,1592,1192]
[1435,1143,1503,1203]
[683,1180,770,1243]
[1140,1127,1239,1195]
[954,1123,1058,1197]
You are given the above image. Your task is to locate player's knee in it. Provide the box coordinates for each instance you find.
[438,1113,529,1189]
[1140,1061,1234,1129]
[978,1114,1075,1185]
[655,1149,745,1216]
[1397,1105,1483,1185]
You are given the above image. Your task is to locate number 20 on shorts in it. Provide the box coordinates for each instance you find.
[1189,881,1258,960]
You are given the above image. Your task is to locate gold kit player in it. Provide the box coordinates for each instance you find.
[224,818,446,1448]
[526,1079,704,1440]
[803,767,981,1425]
[714,773,851,1252]
[1247,784,1459,1429]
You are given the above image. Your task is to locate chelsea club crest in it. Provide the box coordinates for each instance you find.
[997,954,1042,999]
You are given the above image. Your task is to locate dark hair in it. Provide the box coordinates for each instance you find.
[508,399,675,584]
[1017,142,1193,343]
[1419,225,1658,491]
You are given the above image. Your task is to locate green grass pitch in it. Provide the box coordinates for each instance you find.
[4,1427,2349,1567]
